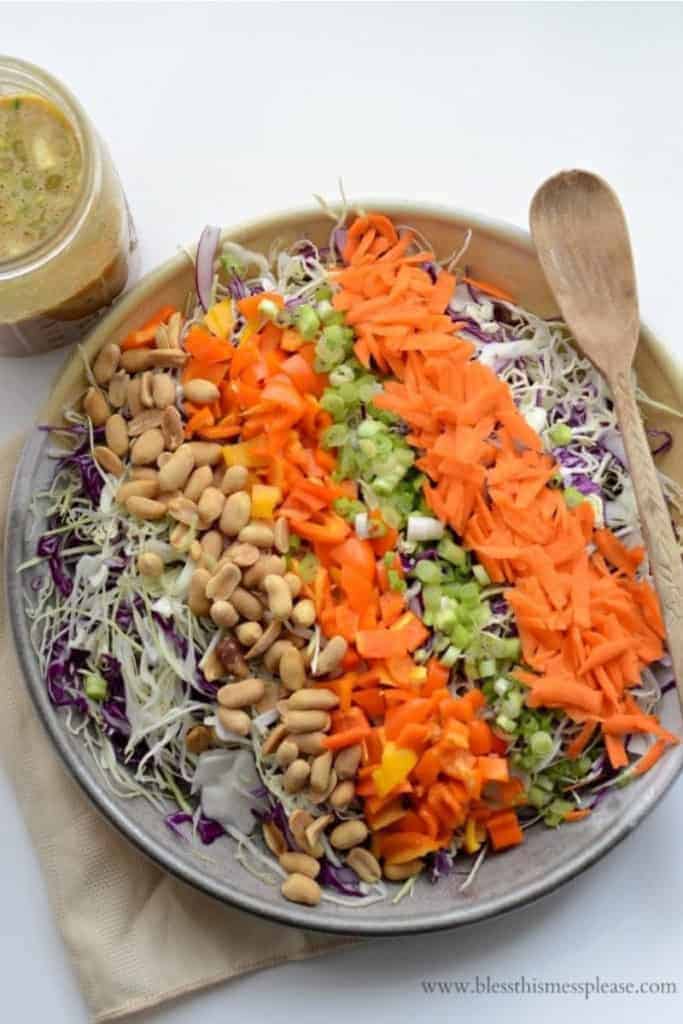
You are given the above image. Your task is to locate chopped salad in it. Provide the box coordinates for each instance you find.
[22,209,682,909]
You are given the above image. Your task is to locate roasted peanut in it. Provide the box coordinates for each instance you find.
[121,348,187,372]
[210,600,239,629]
[93,342,120,385]
[166,311,182,348]
[200,529,223,562]
[279,647,306,692]
[93,445,124,477]
[283,572,302,598]
[167,495,199,526]
[125,495,167,520]
[329,820,368,851]
[116,479,159,504]
[334,744,362,780]
[346,847,381,884]
[108,371,128,408]
[188,568,211,617]
[329,780,355,811]
[198,486,225,526]
[137,550,164,578]
[262,822,287,858]
[231,587,263,620]
[219,491,251,537]
[310,750,333,793]
[221,465,249,494]
[105,413,129,457]
[264,574,293,620]
[290,599,315,629]
[130,466,158,481]
[186,724,212,754]
[184,378,220,404]
[273,517,290,554]
[161,405,184,451]
[236,621,263,647]
[255,681,281,715]
[295,732,327,756]
[303,814,333,856]
[201,649,226,683]
[189,540,202,561]
[216,636,249,677]
[128,409,163,436]
[384,860,424,882]
[238,521,274,548]
[314,635,348,676]
[152,372,176,409]
[243,554,286,588]
[140,370,155,408]
[154,323,168,348]
[279,852,320,879]
[158,445,195,492]
[288,810,315,852]
[263,639,297,674]
[244,619,282,659]
[217,707,251,736]
[275,739,299,769]
[170,523,192,551]
[224,542,260,568]
[206,561,241,602]
[282,710,330,734]
[131,428,164,466]
[127,376,143,416]
[281,873,321,907]
[83,386,110,426]
[217,677,264,709]
[283,758,311,794]
[186,441,222,466]
[184,465,213,503]
[307,769,338,807]
[288,688,339,712]
[261,722,288,757]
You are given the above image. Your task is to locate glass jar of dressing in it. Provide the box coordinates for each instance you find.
[0,57,137,356]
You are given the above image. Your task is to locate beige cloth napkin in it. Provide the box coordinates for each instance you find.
[0,435,354,1022]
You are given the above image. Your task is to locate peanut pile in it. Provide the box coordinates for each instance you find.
[82,314,386,907]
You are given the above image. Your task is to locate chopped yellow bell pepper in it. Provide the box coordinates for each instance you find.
[372,741,417,798]
[222,440,268,469]
[204,299,234,339]
[251,483,282,520]
[463,817,486,854]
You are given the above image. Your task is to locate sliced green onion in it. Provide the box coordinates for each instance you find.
[502,691,523,718]
[549,422,572,446]
[493,677,510,697]
[439,646,459,668]
[528,784,552,809]
[495,713,517,733]
[387,569,406,593]
[437,538,466,566]
[295,304,320,339]
[563,486,584,508]
[297,553,318,582]
[530,730,554,757]
[316,299,336,324]
[258,298,280,321]
[85,673,107,702]
[472,564,491,587]
[415,560,441,584]
[478,658,497,679]
[328,364,355,387]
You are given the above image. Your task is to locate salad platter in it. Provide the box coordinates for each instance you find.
[6,201,683,934]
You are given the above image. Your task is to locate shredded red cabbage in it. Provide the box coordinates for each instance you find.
[165,811,225,845]
[318,859,363,896]
[428,849,454,883]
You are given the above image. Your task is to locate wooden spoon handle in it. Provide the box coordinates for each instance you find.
[611,370,683,703]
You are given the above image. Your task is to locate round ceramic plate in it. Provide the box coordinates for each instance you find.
[6,202,683,935]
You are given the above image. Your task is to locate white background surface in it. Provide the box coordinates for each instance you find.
[2,2,682,1021]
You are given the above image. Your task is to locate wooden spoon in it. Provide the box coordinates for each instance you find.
[530,169,683,709]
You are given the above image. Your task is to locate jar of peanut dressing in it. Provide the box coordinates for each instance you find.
[0,57,137,355]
